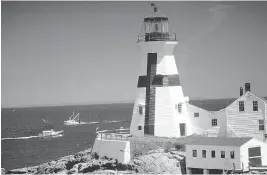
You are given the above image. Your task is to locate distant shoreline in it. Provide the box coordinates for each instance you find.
[1,101,135,109]
[2,97,267,109]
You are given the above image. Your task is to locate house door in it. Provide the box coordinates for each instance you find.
[248,147,262,167]
[180,123,186,136]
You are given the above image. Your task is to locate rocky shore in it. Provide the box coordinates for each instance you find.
[3,148,185,174]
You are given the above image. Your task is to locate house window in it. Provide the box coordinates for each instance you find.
[230,151,235,159]
[259,120,264,131]
[221,151,225,158]
[202,150,206,158]
[194,113,199,117]
[212,119,218,126]
[138,126,142,130]
[248,147,262,167]
[253,101,258,111]
[239,101,244,112]
[211,150,215,158]
[193,150,197,157]
[138,106,143,115]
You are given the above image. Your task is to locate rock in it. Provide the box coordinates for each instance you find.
[132,148,184,174]
[78,160,101,173]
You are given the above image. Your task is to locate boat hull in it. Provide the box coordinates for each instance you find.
[64,121,80,125]
[38,130,64,138]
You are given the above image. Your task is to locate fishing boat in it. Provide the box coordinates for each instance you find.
[39,118,63,138]
[64,109,82,125]
[38,129,63,138]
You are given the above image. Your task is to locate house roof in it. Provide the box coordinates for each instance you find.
[188,98,235,111]
[188,95,267,112]
[186,137,253,147]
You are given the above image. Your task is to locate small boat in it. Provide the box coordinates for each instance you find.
[64,108,82,125]
[38,129,63,138]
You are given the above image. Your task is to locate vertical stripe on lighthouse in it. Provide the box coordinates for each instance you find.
[144,53,157,135]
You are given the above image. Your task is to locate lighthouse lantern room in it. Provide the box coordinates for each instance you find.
[130,3,192,138]
[137,3,176,42]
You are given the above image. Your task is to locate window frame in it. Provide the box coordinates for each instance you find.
[239,101,245,112]
[194,113,199,117]
[230,151,235,159]
[259,120,264,131]
[138,105,143,115]
[253,101,258,111]
[221,151,225,158]
[212,119,218,126]
[202,150,206,158]
[211,150,216,158]
[193,150,197,157]
[178,103,182,113]
[138,126,142,130]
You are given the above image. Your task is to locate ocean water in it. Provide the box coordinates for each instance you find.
[1,103,133,170]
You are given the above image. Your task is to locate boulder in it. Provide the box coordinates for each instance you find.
[132,148,184,174]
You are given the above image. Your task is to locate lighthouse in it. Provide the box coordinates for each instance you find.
[130,3,192,138]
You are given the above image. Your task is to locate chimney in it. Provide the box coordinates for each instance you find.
[240,87,243,96]
[245,83,251,92]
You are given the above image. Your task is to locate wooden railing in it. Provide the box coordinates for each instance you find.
[96,127,131,141]
[137,32,177,42]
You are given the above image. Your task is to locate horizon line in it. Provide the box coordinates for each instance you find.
[4,96,266,109]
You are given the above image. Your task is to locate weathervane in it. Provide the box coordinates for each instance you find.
[150,2,158,13]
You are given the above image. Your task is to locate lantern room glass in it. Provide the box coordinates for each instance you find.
[144,20,169,33]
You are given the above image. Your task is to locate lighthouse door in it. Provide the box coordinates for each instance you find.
[179,123,186,136]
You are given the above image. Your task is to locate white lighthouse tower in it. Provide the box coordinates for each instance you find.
[130,3,192,138]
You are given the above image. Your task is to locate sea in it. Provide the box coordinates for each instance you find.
[1,103,133,170]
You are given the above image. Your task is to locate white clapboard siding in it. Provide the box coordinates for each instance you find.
[154,87,180,137]
[186,103,212,134]
[226,92,266,141]
[130,87,146,137]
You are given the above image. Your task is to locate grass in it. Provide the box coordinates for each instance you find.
[129,134,207,158]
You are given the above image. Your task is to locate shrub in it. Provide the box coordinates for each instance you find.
[129,135,186,158]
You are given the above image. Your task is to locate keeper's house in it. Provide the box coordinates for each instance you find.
[190,83,267,142]
[186,137,267,174]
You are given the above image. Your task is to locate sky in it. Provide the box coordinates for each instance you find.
[1,1,267,108]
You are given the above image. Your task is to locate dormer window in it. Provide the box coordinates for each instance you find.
[253,101,258,111]
[239,101,244,112]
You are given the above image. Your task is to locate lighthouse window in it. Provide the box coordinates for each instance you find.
[138,126,142,130]
[194,113,199,117]
[177,104,182,113]
[138,106,143,115]
[211,119,217,126]
[239,101,244,112]
[253,101,258,111]
[155,24,159,32]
